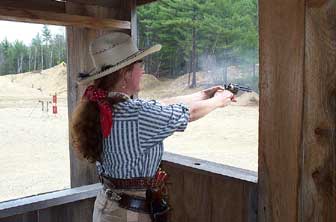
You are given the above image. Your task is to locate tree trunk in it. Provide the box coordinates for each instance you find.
[20,54,23,73]
[191,25,197,88]
[50,46,53,68]
[223,65,228,85]
[41,44,44,70]
[58,40,61,64]
[252,62,256,78]
[188,53,192,87]
[155,61,161,78]
[191,7,197,88]
[28,48,31,71]
[17,57,19,73]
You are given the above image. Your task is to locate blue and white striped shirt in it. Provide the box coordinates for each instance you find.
[97,96,190,179]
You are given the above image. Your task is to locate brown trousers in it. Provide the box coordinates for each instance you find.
[93,189,152,222]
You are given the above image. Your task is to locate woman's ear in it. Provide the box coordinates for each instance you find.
[125,69,134,82]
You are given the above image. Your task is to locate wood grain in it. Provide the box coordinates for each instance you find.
[0,184,100,218]
[258,0,305,221]
[0,6,130,30]
[183,172,211,222]
[137,0,158,6]
[0,0,65,13]
[38,198,95,222]
[0,212,37,222]
[301,0,336,221]
[161,160,257,222]
[162,164,185,222]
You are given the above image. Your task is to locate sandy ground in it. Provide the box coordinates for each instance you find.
[0,66,258,202]
[0,99,70,202]
[165,106,258,171]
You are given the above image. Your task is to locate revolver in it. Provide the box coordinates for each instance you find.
[224,83,252,95]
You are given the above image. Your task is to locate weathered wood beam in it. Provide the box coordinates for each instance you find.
[62,0,157,7]
[0,184,101,219]
[258,0,305,221]
[302,1,336,221]
[0,0,65,13]
[0,6,130,30]
[61,0,121,8]
[259,0,336,221]
[137,0,157,6]
[161,153,258,222]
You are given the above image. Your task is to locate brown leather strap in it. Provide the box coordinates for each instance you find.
[101,175,156,189]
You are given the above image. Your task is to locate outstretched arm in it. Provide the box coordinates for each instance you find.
[187,90,234,122]
[159,86,224,107]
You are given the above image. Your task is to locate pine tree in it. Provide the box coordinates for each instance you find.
[31,33,42,71]
[138,0,258,88]
[41,25,51,70]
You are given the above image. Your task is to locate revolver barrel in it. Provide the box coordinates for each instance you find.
[224,83,252,94]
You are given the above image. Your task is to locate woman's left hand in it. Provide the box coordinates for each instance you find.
[201,85,225,99]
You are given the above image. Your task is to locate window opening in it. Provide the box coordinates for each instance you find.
[0,21,70,202]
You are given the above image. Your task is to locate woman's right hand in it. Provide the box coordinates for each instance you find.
[213,90,235,107]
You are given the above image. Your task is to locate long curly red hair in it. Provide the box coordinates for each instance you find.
[70,65,134,163]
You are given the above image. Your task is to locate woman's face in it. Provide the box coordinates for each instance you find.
[127,61,145,94]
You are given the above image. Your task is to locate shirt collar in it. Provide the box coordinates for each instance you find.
[108,91,131,100]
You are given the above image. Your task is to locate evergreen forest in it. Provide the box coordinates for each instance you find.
[0,25,66,75]
[0,0,258,90]
[138,0,258,90]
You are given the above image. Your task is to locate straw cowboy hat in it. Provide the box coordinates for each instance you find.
[78,32,161,84]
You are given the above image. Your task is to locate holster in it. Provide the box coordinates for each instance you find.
[146,189,170,222]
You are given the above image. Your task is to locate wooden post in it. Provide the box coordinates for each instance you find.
[66,3,123,188]
[130,0,138,44]
[301,1,336,221]
[259,0,336,221]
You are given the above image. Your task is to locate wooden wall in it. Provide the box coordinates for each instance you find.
[0,159,257,222]
[258,0,336,221]
[0,199,95,222]
[161,155,258,222]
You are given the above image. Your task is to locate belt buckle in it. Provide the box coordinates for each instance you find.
[105,189,121,201]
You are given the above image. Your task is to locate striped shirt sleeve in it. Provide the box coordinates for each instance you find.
[136,99,190,149]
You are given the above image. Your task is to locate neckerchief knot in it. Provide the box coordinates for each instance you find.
[83,85,112,138]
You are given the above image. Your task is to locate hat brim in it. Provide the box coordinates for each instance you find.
[78,44,162,84]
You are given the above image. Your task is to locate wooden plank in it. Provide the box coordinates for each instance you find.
[63,0,120,8]
[0,184,101,218]
[0,212,37,222]
[246,182,258,222]
[161,160,257,222]
[258,0,305,221]
[183,172,211,222]
[161,164,185,222]
[163,152,257,183]
[118,0,132,36]
[38,198,95,222]
[0,6,130,29]
[211,177,257,222]
[301,1,336,221]
[137,0,158,6]
[0,0,65,13]
[130,0,138,43]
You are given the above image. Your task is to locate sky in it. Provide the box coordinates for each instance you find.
[0,21,65,45]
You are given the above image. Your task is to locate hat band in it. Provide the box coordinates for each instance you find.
[98,49,145,73]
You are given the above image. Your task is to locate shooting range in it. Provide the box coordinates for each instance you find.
[0,0,335,222]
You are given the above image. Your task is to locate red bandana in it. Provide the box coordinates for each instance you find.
[83,85,113,138]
